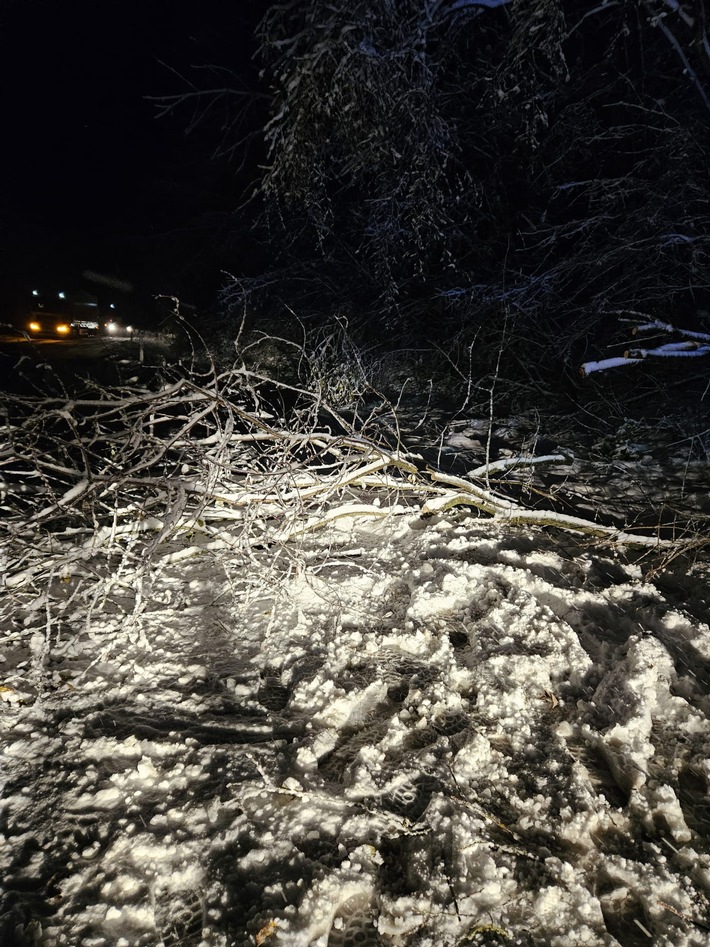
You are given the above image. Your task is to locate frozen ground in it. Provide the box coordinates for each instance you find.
[3,487,710,946]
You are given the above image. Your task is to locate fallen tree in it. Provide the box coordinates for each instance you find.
[1,361,693,594]
[4,350,708,696]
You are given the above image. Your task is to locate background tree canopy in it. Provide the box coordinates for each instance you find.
[217,0,710,374]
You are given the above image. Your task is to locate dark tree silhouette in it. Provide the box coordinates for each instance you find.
[221,0,709,367]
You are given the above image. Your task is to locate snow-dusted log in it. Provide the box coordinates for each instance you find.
[467,452,572,479]
[581,319,710,376]
[632,320,710,342]
[580,356,644,376]
[626,342,710,360]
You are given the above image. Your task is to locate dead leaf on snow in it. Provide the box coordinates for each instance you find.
[256,920,278,945]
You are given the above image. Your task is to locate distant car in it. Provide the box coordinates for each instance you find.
[23,287,103,339]
[102,321,133,336]
[26,316,73,338]
[70,319,99,337]
[26,317,99,338]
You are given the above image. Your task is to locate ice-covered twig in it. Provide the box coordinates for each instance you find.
[655,18,710,114]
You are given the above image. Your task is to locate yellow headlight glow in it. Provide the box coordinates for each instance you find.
[28,322,41,332]
[56,324,70,334]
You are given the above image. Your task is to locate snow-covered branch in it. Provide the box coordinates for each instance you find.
[580,356,644,376]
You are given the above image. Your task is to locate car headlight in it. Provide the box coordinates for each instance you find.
[56,324,70,334]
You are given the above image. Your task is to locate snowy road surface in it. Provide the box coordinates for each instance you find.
[3,508,710,946]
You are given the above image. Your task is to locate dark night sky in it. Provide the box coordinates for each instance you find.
[1,0,262,309]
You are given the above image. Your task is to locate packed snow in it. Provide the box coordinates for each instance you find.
[3,488,710,945]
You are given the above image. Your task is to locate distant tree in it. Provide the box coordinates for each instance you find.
[220,0,710,363]
[256,0,472,301]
